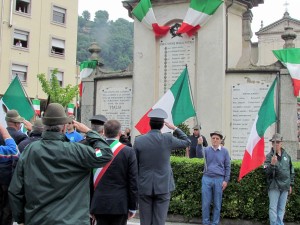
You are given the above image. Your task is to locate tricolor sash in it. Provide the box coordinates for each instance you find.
[93,140,125,189]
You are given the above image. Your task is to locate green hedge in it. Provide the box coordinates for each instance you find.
[169,157,300,223]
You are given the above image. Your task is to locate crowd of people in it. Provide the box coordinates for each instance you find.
[0,104,295,225]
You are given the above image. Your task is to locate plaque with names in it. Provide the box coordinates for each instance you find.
[99,86,132,129]
[231,83,274,160]
[159,23,195,95]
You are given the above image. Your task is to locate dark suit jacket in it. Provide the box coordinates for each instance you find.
[90,140,138,215]
[133,128,190,195]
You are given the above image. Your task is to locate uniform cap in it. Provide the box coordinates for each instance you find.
[269,133,283,142]
[5,110,24,123]
[89,114,107,125]
[210,131,223,139]
[148,108,168,121]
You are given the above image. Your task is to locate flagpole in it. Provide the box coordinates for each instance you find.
[273,72,280,157]
[185,65,207,171]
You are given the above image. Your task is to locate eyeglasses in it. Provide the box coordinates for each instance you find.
[68,122,74,125]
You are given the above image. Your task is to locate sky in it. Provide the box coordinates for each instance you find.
[78,0,300,41]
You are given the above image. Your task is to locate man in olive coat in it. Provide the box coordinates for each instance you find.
[8,103,113,225]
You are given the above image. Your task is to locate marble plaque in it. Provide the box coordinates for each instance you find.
[99,86,132,129]
[231,83,274,160]
[159,23,195,95]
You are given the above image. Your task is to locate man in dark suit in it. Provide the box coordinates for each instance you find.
[133,108,191,225]
[90,119,138,225]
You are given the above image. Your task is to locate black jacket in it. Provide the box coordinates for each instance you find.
[90,140,138,214]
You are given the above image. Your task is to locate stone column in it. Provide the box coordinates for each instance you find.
[279,26,298,159]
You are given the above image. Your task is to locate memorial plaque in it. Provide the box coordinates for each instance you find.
[231,83,274,159]
[98,86,132,129]
[159,23,195,95]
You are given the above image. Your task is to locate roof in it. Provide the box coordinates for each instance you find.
[256,12,300,35]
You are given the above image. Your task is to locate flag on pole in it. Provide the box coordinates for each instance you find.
[32,98,40,116]
[273,48,300,96]
[0,77,35,126]
[79,60,97,96]
[135,67,196,134]
[67,103,75,116]
[238,78,277,181]
[80,60,98,79]
[177,0,223,36]
[132,0,170,37]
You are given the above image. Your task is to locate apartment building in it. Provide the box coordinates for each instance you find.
[0,0,78,99]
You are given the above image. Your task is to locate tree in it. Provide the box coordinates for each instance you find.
[82,10,91,21]
[37,69,78,107]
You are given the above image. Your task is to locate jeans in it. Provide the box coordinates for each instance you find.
[268,189,288,225]
[201,176,223,225]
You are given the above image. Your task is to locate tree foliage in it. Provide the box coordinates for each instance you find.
[37,69,78,107]
[77,10,133,71]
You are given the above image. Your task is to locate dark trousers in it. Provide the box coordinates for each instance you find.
[139,193,171,225]
[0,185,12,225]
[95,214,127,225]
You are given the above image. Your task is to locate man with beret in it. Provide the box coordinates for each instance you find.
[264,133,294,225]
[0,124,19,225]
[133,108,191,225]
[196,131,231,225]
[8,103,113,225]
[186,125,208,158]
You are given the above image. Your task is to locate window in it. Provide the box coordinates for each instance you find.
[51,38,65,56]
[52,6,66,24]
[12,64,27,82]
[15,0,31,14]
[50,70,64,87]
[13,30,29,48]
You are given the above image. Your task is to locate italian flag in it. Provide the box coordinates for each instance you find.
[0,76,35,126]
[32,99,40,116]
[177,0,223,36]
[273,48,300,96]
[67,103,75,116]
[238,78,277,181]
[79,60,98,96]
[132,0,170,37]
[135,67,196,134]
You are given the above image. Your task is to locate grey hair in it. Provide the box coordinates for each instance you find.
[44,124,65,132]
[91,124,104,134]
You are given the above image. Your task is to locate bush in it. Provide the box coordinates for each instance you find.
[170,157,300,223]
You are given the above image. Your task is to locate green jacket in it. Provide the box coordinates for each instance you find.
[8,130,113,225]
[264,148,295,191]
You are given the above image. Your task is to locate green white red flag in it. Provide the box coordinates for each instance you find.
[79,60,97,96]
[177,0,223,36]
[67,103,75,116]
[273,48,300,96]
[238,78,277,181]
[32,99,40,116]
[135,67,196,134]
[0,76,35,126]
[132,0,170,37]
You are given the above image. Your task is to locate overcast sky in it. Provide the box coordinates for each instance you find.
[78,0,300,41]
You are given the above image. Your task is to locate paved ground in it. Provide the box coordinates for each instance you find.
[127,218,191,225]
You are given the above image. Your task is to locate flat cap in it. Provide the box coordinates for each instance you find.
[89,114,107,125]
[148,108,168,121]
[210,131,223,139]
[193,125,201,130]
[5,110,24,123]
[269,133,283,142]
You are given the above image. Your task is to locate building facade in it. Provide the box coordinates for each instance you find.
[0,0,78,99]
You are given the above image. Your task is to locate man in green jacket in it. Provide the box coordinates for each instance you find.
[8,103,113,225]
[264,133,295,225]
